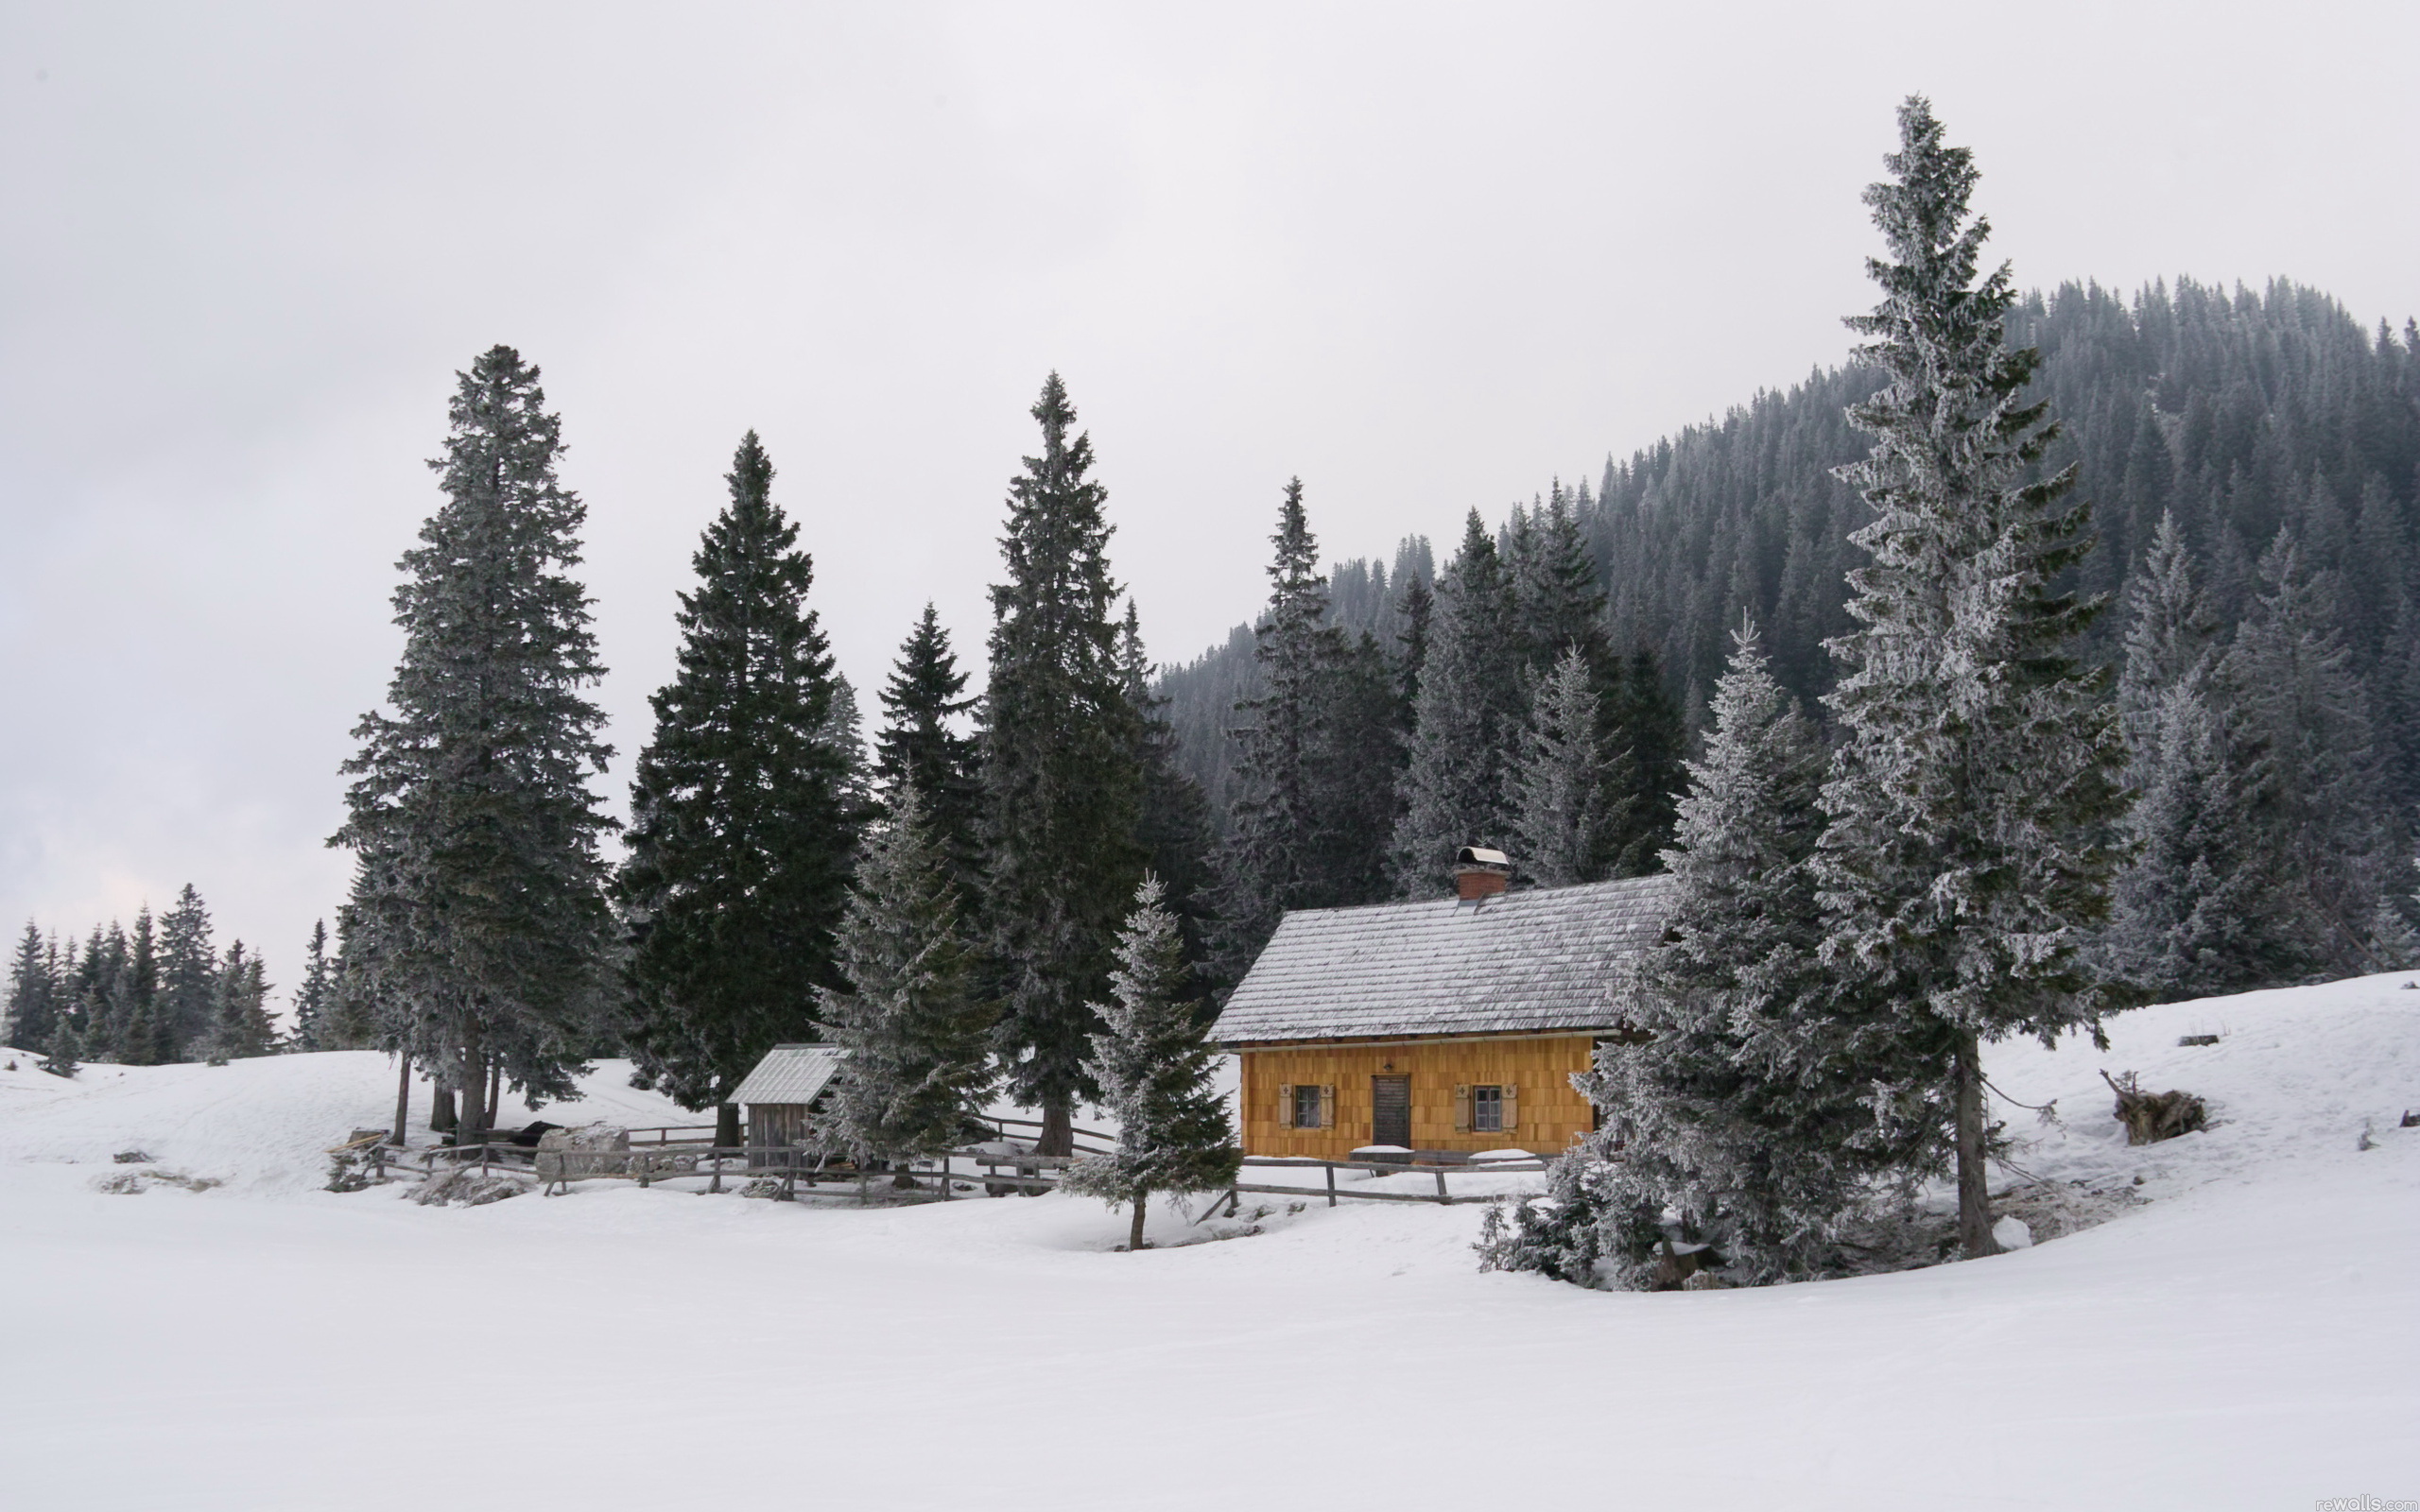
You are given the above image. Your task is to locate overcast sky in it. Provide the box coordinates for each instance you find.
[3,2,2415,998]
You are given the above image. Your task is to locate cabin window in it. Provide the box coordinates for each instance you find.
[1471,1085,1504,1133]
[1297,1078,1336,1126]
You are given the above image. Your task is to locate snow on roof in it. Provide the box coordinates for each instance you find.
[1210,874,1678,1045]
[730,1043,849,1106]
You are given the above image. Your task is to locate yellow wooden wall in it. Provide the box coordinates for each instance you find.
[1236,1035,1599,1160]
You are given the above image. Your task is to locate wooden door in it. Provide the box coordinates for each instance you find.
[1371,1075,1411,1148]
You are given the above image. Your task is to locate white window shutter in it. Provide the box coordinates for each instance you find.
[1278,1084,1296,1129]
[1501,1083,1519,1135]
[1319,1085,1336,1129]
[1454,1084,1471,1134]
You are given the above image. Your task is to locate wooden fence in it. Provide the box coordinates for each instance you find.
[346,1129,1544,1209]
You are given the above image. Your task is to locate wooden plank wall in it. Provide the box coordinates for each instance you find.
[1236,1035,1598,1160]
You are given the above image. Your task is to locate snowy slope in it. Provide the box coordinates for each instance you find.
[1,980,2415,1511]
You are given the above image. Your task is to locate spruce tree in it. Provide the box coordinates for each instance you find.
[1501,624,1893,1285]
[1815,98,2130,1258]
[40,1009,80,1078]
[1062,877,1242,1251]
[1605,647,1685,877]
[1391,510,1524,894]
[5,922,57,1052]
[875,604,983,889]
[616,430,861,1149]
[206,942,275,1062]
[2221,525,2389,971]
[816,784,995,1166]
[1218,479,1347,968]
[1508,646,1616,887]
[1119,604,1219,982]
[289,920,335,1051]
[979,374,1147,1155]
[334,345,617,1135]
[156,885,216,1059]
[2107,516,2306,995]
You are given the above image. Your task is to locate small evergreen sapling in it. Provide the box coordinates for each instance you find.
[1063,878,1242,1250]
[816,786,996,1168]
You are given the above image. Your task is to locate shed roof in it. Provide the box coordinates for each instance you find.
[730,1043,849,1106]
[1209,874,1678,1045]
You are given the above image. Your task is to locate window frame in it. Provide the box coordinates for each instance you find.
[1471,1083,1504,1134]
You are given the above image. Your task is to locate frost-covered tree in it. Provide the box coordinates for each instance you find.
[1119,604,1219,981]
[1814,98,2130,1258]
[816,785,995,1167]
[286,920,336,1051]
[1508,646,1616,887]
[1391,511,1524,894]
[616,430,861,1149]
[334,345,616,1137]
[2222,525,2389,972]
[1588,623,1907,1283]
[40,1009,80,1078]
[1062,878,1241,1251]
[2107,519,2308,995]
[1605,647,1685,878]
[980,374,1146,1155]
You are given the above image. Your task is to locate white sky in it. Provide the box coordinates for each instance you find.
[3,2,2415,993]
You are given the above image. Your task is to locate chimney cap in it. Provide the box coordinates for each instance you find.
[1455,846,1511,868]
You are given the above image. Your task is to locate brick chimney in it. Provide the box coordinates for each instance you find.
[1453,846,1512,901]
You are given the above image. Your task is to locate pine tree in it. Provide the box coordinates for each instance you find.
[616,430,862,1149]
[206,942,276,1062]
[1605,647,1685,877]
[979,374,1147,1155]
[1119,604,1219,984]
[40,1009,80,1078]
[1814,98,2131,1258]
[334,345,617,1135]
[1508,646,1616,887]
[816,784,995,1166]
[1391,510,1524,894]
[1062,877,1242,1251]
[1582,623,1905,1284]
[1508,484,1610,679]
[5,922,57,1052]
[2222,525,2390,972]
[2107,516,2307,995]
[156,885,216,1059]
[289,920,335,1051]
[1218,479,1347,968]
[875,604,983,889]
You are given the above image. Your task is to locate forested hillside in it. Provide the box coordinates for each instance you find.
[1164,279,2420,819]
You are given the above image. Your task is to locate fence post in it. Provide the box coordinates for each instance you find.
[1325,1163,1337,1208]
[1435,1168,1448,1205]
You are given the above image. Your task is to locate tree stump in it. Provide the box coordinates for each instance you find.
[2100,1070,2206,1144]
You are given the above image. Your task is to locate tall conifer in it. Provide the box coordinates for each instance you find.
[1815,98,2129,1257]
[876,604,983,888]
[979,374,1146,1154]
[1391,511,1524,894]
[335,345,617,1134]
[617,430,861,1148]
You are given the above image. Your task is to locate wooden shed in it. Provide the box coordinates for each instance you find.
[730,1043,850,1169]
[1209,853,1675,1161]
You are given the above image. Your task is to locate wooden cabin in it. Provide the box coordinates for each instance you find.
[731,1043,849,1169]
[1210,849,1676,1161]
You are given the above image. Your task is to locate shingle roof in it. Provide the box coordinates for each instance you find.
[730,1043,849,1106]
[1209,875,1679,1045]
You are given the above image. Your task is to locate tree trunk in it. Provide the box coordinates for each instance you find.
[1037,1101,1074,1157]
[1128,1190,1149,1252]
[487,1058,504,1130]
[431,1084,457,1133]
[1954,1029,1998,1257]
[716,1101,741,1153]
[460,1042,489,1145]
[389,1056,411,1146]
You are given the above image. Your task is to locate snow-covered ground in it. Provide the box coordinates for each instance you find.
[2,976,2415,1510]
